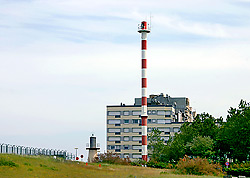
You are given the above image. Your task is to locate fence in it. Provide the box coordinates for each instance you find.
[0,143,75,160]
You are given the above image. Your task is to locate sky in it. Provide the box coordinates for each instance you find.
[1,0,250,160]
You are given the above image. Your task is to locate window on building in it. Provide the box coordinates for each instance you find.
[174,127,180,132]
[161,136,169,141]
[132,111,141,116]
[124,154,130,158]
[108,128,121,133]
[132,136,142,141]
[108,145,121,151]
[165,111,171,115]
[152,119,156,123]
[148,110,152,115]
[132,128,141,133]
[132,119,139,124]
[132,154,142,159]
[108,145,115,150]
[108,119,121,124]
[132,145,142,150]
[165,111,171,117]
[123,119,129,124]
[123,136,129,141]
[147,127,152,132]
[152,110,156,115]
[115,146,121,152]
[123,111,130,116]
[157,119,165,124]
[157,110,165,115]
[108,111,121,116]
[165,119,171,124]
[147,119,151,123]
[123,145,129,150]
[123,128,130,133]
[158,127,170,132]
[115,145,121,149]
[108,137,121,141]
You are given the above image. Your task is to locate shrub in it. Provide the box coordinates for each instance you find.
[147,160,173,169]
[225,168,250,177]
[40,163,58,171]
[229,162,250,169]
[130,159,147,166]
[225,162,250,177]
[94,151,131,165]
[40,164,48,167]
[0,158,19,167]
[24,162,32,166]
[130,159,173,169]
[130,160,143,166]
[175,155,222,176]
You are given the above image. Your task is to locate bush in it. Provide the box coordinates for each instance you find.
[130,160,145,166]
[225,167,250,177]
[175,155,222,176]
[130,159,173,169]
[147,160,173,169]
[0,158,19,167]
[229,162,250,169]
[94,151,131,165]
[225,162,250,177]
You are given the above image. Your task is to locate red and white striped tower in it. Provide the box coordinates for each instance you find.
[138,21,150,162]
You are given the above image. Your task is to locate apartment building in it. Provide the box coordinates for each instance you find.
[106,93,196,159]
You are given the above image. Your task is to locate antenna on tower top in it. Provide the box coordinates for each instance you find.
[150,13,153,31]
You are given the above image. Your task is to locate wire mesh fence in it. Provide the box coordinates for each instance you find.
[0,143,75,160]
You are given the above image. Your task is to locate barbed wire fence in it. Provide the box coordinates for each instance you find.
[0,143,75,160]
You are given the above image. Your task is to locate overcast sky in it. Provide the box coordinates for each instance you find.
[1,0,250,159]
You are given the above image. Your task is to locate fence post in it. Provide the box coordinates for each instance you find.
[6,144,8,154]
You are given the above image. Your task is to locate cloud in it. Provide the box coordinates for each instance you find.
[152,14,230,38]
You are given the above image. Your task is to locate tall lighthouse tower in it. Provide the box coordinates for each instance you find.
[138,21,150,162]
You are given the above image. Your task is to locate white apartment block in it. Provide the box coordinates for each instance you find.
[106,93,196,159]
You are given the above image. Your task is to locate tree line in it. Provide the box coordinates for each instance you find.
[148,100,250,164]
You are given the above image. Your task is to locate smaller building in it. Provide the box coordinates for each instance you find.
[106,93,196,159]
[86,134,100,162]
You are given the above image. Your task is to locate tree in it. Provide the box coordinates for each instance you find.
[148,128,166,162]
[165,113,219,162]
[217,100,250,162]
[186,136,214,159]
[189,113,220,140]
[148,113,220,163]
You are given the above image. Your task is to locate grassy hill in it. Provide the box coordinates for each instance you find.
[0,154,221,178]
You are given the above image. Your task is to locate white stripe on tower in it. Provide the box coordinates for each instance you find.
[138,21,150,162]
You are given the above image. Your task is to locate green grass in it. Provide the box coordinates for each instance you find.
[0,154,222,178]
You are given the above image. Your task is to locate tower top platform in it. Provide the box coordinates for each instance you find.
[138,21,150,33]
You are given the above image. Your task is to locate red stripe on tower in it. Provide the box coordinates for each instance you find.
[138,21,150,162]
[142,78,147,88]
[141,116,147,125]
[142,97,147,105]
[142,40,147,50]
[142,135,147,144]
[142,59,147,68]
